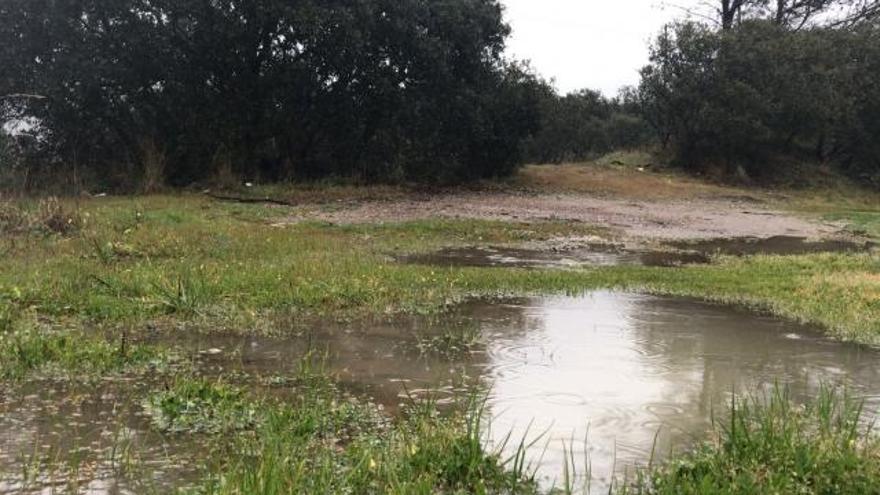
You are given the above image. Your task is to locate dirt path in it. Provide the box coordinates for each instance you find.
[282,191,847,241]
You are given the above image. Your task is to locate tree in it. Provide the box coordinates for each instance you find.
[681,0,880,29]
[0,0,543,190]
[638,16,880,182]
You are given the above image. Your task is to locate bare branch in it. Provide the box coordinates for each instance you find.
[0,94,47,100]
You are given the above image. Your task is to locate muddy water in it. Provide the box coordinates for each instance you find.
[399,245,710,268]
[400,236,873,270]
[666,235,874,256]
[3,292,879,493]
[155,293,880,490]
[0,380,205,494]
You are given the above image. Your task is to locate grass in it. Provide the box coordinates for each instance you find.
[143,379,261,434]
[414,323,483,358]
[514,152,756,200]
[1,167,879,493]
[0,194,876,343]
[160,374,537,495]
[624,387,880,494]
[0,307,168,380]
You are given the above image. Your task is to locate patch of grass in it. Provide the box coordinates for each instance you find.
[624,387,880,494]
[192,383,534,495]
[143,379,261,434]
[415,324,482,358]
[515,160,748,200]
[823,210,880,239]
[0,195,878,343]
[0,197,83,236]
[0,315,165,380]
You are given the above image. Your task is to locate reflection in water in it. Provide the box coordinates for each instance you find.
[2,292,879,493]
[471,293,880,490]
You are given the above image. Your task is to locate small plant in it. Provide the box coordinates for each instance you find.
[89,238,142,264]
[150,273,207,316]
[415,324,482,357]
[0,319,161,380]
[142,379,260,434]
[0,197,82,236]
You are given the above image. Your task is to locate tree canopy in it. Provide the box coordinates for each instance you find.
[0,0,545,190]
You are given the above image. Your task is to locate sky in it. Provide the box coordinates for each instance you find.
[503,0,705,96]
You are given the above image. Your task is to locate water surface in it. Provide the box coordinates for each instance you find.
[3,292,879,492]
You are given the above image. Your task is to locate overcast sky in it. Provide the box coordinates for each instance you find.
[503,0,705,96]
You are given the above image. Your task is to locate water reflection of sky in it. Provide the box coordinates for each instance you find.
[3,292,879,494]
[475,293,880,491]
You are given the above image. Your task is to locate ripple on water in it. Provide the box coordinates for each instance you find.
[5,291,880,495]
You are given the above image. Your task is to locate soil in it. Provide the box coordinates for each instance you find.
[281,191,850,242]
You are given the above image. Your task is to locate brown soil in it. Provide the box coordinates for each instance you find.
[282,190,846,241]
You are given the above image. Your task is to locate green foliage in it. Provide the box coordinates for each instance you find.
[415,324,483,358]
[638,20,880,182]
[524,88,652,164]
[143,380,261,434]
[194,388,531,495]
[626,387,880,494]
[0,0,542,188]
[0,318,162,380]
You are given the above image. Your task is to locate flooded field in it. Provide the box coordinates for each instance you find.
[4,292,877,492]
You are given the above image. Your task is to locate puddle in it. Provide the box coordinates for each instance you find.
[399,236,874,271]
[4,292,880,492]
[667,235,874,256]
[399,245,709,269]
[0,380,205,494]
[137,294,880,489]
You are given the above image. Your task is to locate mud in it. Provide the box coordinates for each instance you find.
[283,191,849,241]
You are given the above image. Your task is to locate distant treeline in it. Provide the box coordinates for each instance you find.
[521,89,652,164]
[1,0,879,191]
[533,0,880,185]
[0,0,544,190]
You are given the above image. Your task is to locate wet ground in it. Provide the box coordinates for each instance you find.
[398,236,873,270]
[4,292,878,492]
[666,235,875,256]
[398,245,710,268]
[282,190,849,241]
[0,380,205,494]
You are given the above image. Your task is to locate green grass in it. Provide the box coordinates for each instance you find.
[824,210,880,238]
[143,379,262,434]
[0,308,168,380]
[166,375,536,495]
[624,387,880,494]
[1,192,880,493]
[0,194,877,344]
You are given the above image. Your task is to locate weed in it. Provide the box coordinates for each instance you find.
[150,273,208,316]
[623,386,880,494]
[415,324,482,357]
[143,379,260,434]
[0,197,83,236]
[0,319,163,380]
